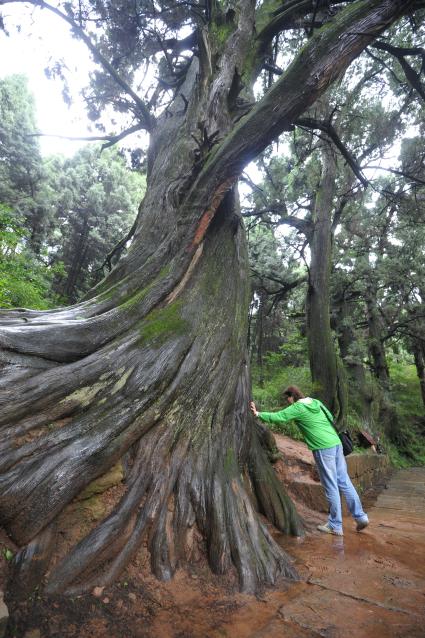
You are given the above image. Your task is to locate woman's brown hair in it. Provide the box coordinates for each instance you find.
[282,385,305,402]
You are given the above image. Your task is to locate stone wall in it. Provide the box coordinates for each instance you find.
[346,452,391,493]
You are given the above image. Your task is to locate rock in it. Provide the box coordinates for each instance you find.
[0,591,8,638]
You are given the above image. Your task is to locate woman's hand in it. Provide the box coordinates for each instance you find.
[250,401,258,417]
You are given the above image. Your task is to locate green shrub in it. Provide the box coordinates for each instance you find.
[0,205,63,309]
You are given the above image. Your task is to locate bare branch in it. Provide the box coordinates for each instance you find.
[243,207,310,234]
[28,123,145,150]
[363,165,425,186]
[372,40,425,102]
[98,208,142,272]
[296,117,369,187]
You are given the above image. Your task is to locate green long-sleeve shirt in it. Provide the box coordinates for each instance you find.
[258,397,340,451]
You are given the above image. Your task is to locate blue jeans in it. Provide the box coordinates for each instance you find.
[313,444,368,533]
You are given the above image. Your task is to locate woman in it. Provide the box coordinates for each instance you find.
[250,385,369,536]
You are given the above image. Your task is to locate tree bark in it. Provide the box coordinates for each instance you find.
[0,0,415,594]
[365,283,404,443]
[336,295,373,421]
[306,139,341,415]
[365,284,390,389]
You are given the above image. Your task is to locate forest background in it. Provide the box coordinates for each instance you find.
[0,0,424,600]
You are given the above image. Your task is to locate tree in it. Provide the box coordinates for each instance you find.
[0,75,47,252]
[247,224,305,381]
[0,0,423,596]
[46,145,146,302]
[330,167,425,443]
[0,204,60,308]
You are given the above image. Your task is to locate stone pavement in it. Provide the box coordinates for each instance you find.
[213,467,425,638]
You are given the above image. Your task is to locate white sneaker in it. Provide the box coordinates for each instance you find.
[317,522,343,536]
[356,518,369,532]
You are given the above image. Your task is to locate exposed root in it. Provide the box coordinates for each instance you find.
[249,422,305,537]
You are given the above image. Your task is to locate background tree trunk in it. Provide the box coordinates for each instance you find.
[412,338,425,410]
[365,284,403,443]
[336,295,373,421]
[306,140,341,415]
[365,285,390,389]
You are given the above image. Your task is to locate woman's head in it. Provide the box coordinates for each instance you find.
[282,385,305,403]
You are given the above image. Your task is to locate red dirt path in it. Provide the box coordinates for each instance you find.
[2,466,425,638]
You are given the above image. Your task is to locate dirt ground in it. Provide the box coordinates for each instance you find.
[2,466,425,638]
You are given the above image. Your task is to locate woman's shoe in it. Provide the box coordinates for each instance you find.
[317,522,343,536]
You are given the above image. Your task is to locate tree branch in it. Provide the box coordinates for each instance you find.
[98,209,141,273]
[363,165,425,186]
[243,208,310,234]
[256,0,349,51]
[189,0,414,210]
[28,123,145,150]
[296,117,369,187]
[0,0,155,130]
[250,269,307,302]
[372,40,425,102]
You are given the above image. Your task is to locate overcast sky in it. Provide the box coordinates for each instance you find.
[0,3,94,156]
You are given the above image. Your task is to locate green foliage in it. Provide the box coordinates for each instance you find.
[252,363,311,440]
[0,75,43,205]
[0,75,147,305]
[2,547,13,561]
[46,145,146,302]
[386,362,425,465]
[0,75,49,253]
[0,204,62,309]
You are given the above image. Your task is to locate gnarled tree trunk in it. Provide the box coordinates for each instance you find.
[0,0,414,595]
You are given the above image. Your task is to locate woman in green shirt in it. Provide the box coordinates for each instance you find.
[250,385,369,536]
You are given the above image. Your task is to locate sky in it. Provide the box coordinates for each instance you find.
[0,3,95,156]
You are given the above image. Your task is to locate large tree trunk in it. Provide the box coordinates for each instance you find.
[306,139,341,415]
[0,0,413,595]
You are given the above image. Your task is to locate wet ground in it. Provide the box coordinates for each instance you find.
[218,466,425,638]
[3,467,425,638]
